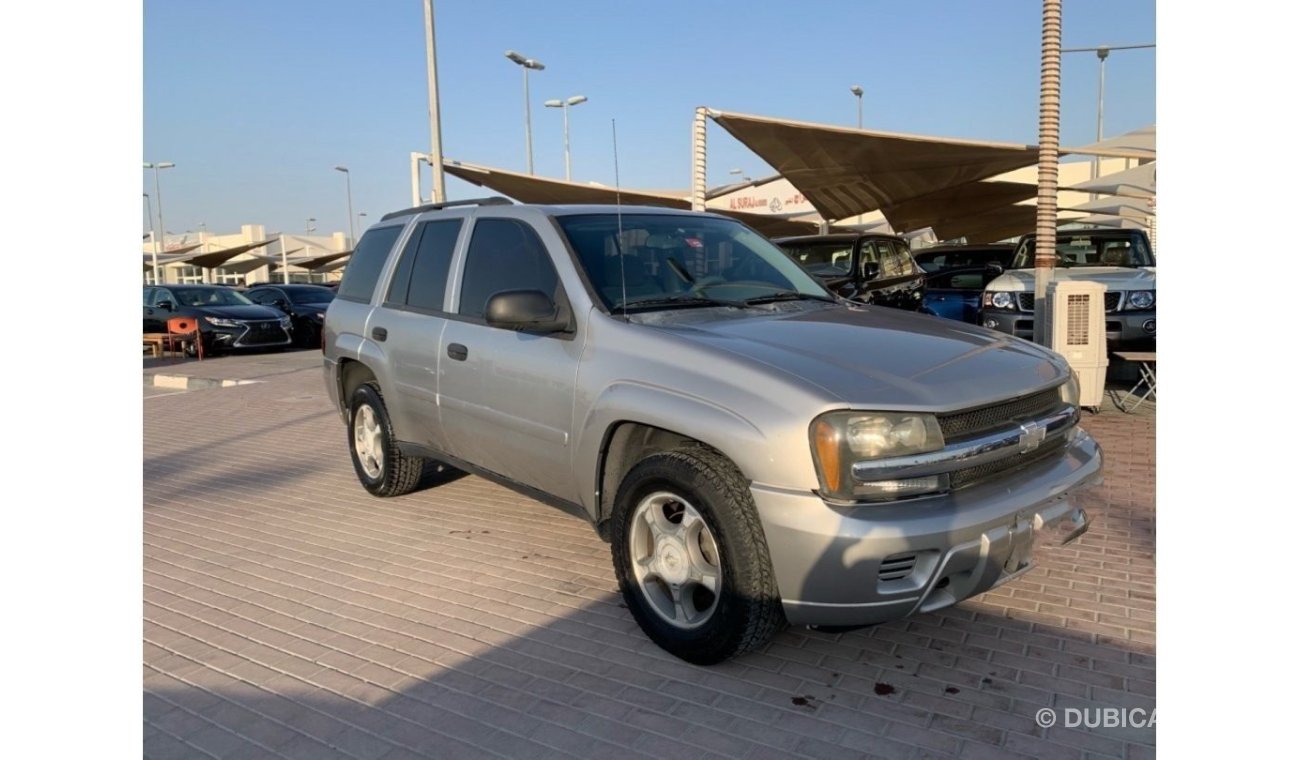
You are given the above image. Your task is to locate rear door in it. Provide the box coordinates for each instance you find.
[379,216,465,452]
[436,215,581,500]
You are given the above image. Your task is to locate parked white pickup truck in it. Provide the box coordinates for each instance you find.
[980,229,1156,349]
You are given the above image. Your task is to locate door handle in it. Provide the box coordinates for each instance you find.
[371,326,388,342]
[447,343,468,361]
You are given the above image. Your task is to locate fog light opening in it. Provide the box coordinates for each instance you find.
[1142,319,1156,334]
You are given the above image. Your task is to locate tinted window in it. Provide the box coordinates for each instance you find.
[152,289,175,306]
[143,288,154,306]
[387,219,462,312]
[247,289,280,305]
[779,241,854,276]
[288,286,335,304]
[337,225,403,303]
[173,287,254,307]
[459,219,558,319]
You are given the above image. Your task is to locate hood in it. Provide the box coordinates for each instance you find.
[646,304,1068,410]
[988,267,1156,292]
[193,304,284,320]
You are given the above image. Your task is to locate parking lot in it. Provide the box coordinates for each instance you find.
[144,350,1155,759]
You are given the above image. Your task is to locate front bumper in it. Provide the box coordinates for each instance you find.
[752,427,1102,627]
[203,320,293,351]
[980,308,1156,346]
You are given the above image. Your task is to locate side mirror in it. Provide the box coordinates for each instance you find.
[985,262,1005,277]
[274,299,291,311]
[156,300,174,311]
[861,262,881,282]
[485,290,567,333]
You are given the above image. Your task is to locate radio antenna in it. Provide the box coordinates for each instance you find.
[612,118,628,321]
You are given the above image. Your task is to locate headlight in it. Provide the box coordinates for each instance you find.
[313,311,327,321]
[982,291,1015,309]
[203,316,242,327]
[811,411,946,502]
[1126,290,1155,310]
[1059,373,1080,408]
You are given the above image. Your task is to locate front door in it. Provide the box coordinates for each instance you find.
[436,216,582,502]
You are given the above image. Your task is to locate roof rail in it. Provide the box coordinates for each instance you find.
[379,196,514,222]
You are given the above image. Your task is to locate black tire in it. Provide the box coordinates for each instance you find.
[610,446,785,664]
[347,382,425,497]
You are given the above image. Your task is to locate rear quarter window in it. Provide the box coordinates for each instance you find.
[336,225,405,303]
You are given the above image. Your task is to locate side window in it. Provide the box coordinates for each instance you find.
[152,289,174,307]
[336,225,404,303]
[893,241,917,275]
[143,288,154,306]
[880,242,906,278]
[386,219,462,312]
[459,219,559,320]
[247,289,277,305]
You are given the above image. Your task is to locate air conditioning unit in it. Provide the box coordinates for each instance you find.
[1043,280,1108,408]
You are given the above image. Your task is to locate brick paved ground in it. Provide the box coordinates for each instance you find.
[144,350,1155,759]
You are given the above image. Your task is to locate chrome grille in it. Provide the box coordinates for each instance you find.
[1104,292,1122,312]
[936,389,1063,443]
[238,320,288,346]
[950,437,1067,490]
[1017,292,1035,312]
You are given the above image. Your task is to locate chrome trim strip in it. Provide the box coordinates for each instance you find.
[851,406,1076,481]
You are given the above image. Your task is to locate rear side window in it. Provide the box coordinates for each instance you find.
[386,219,463,312]
[458,219,559,319]
[336,226,403,303]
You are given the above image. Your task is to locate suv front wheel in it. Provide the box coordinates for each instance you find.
[347,382,425,497]
[610,447,785,664]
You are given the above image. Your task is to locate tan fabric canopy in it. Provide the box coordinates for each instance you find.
[175,239,280,269]
[142,244,203,269]
[708,110,1041,222]
[444,160,819,237]
[1065,125,1155,160]
[1067,196,1153,217]
[1069,162,1155,198]
[932,205,1038,244]
[290,249,353,270]
[881,181,1038,233]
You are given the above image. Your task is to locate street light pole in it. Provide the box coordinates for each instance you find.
[423,0,447,202]
[505,50,545,174]
[544,95,587,180]
[334,166,354,247]
[143,193,157,284]
[357,212,367,233]
[849,85,863,129]
[143,161,174,284]
[1062,43,1154,179]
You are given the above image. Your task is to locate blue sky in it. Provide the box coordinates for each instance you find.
[143,0,1155,240]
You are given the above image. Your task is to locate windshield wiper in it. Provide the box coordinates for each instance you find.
[611,294,750,311]
[743,290,838,305]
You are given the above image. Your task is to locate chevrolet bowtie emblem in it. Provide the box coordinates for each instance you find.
[1018,421,1046,452]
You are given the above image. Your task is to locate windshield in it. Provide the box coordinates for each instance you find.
[174,287,255,307]
[913,248,1012,273]
[1011,232,1155,269]
[288,286,335,304]
[777,241,855,277]
[557,213,833,311]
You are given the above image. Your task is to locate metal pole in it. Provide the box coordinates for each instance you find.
[1092,47,1108,181]
[563,101,572,181]
[345,171,355,246]
[282,236,291,285]
[144,193,157,284]
[857,95,863,129]
[524,68,534,174]
[1033,0,1062,346]
[153,167,166,285]
[423,0,446,202]
[410,152,424,206]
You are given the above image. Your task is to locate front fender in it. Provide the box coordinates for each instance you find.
[574,381,772,516]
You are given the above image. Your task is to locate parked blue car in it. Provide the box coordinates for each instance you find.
[912,244,1016,324]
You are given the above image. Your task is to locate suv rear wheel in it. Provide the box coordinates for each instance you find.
[348,382,424,497]
[610,447,784,664]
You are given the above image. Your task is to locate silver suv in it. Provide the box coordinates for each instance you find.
[323,198,1102,664]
